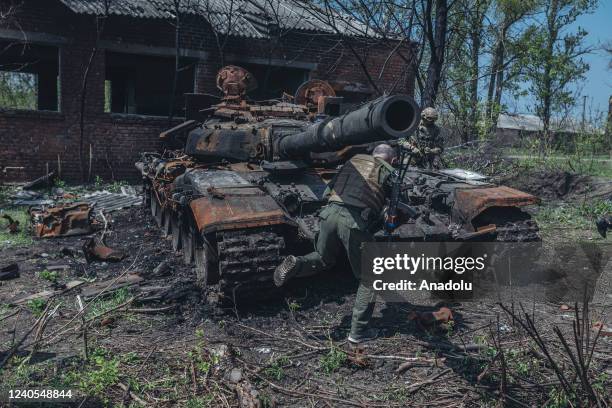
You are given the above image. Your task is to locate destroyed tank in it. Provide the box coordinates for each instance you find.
[136,65,539,302]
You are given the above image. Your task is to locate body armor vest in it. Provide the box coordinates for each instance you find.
[328,154,387,212]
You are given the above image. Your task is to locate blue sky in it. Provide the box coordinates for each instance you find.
[506,1,611,120]
[572,1,611,117]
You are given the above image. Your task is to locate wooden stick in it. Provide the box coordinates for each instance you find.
[117,382,147,406]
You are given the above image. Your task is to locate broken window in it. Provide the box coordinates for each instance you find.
[0,42,60,111]
[104,52,195,116]
[240,63,309,100]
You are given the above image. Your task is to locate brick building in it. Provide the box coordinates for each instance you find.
[0,0,415,182]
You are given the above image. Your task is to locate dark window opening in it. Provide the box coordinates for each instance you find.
[105,52,195,116]
[0,42,60,111]
[240,63,309,101]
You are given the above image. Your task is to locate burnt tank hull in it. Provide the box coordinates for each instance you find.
[136,65,540,304]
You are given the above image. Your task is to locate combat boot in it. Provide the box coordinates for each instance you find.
[274,255,299,287]
[347,328,380,345]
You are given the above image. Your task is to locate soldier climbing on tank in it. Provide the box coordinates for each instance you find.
[273,144,398,345]
[402,107,444,169]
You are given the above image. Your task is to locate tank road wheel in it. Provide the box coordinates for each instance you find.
[161,209,172,238]
[182,221,196,265]
[194,240,215,289]
[150,193,158,217]
[154,200,163,227]
[143,186,151,209]
[171,213,182,252]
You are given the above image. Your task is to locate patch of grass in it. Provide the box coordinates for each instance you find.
[188,328,220,375]
[509,146,612,179]
[0,208,33,248]
[378,385,410,403]
[26,298,46,316]
[39,269,59,283]
[546,387,576,408]
[264,356,290,381]
[94,175,103,189]
[319,347,347,374]
[288,300,301,313]
[0,356,54,389]
[186,396,215,408]
[107,180,128,193]
[87,287,130,319]
[536,199,612,231]
[69,348,120,399]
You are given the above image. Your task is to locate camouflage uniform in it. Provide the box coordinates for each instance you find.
[403,107,444,169]
[276,154,393,341]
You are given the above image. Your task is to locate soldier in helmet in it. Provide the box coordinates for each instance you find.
[404,107,444,169]
[274,144,398,345]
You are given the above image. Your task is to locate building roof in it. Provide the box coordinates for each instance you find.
[497,113,543,132]
[497,113,602,134]
[58,0,378,39]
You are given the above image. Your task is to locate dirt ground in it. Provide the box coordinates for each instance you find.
[1,167,611,407]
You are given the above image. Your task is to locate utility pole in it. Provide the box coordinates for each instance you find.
[581,95,587,131]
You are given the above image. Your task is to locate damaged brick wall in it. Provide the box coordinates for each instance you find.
[0,0,415,183]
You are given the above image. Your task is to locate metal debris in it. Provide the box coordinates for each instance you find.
[408,307,454,327]
[1,214,20,233]
[0,263,19,281]
[82,237,128,264]
[30,202,95,238]
[82,191,142,213]
[23,171,55,190]
[11,190,54,206]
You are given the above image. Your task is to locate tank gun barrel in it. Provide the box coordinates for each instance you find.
[276,94,420,158]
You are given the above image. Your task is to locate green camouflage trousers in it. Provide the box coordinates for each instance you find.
[296,203,376,339]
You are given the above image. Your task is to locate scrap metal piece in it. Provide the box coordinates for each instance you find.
[0,263,19,281]
[454,186,540,224]
[2,214,20,233]
[294,79,336,111]
[82,237,127,263]
[30,202,94,238]
[82,191,142,213]
[23,171,55,190]
[216,65,257,103]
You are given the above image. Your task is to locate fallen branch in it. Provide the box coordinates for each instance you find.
[0,303,53,369]
[406,368,453,393]
[126,305,175,314]
[117,382,148,406]
[22,245,143,349]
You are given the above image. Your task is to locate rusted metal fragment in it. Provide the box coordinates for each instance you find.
[294,79,336,111]
[454,186,540,223]
[189,191,293,234]
[2,214,20,233]
[217,65,257,103]
[408,307,454,328]
[82,237,128,263]
[30,202,94,238]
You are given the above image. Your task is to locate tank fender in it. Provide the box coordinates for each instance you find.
[452,186,540,225]
[189,188,296,235]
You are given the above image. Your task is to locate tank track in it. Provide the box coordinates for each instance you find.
[217,228,286,301]
[495,219,540,242]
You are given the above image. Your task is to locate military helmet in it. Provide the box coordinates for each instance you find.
[421,107,438,122]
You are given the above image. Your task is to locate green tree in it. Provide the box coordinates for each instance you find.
[485,0,539,123]
[521,0,596,138]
